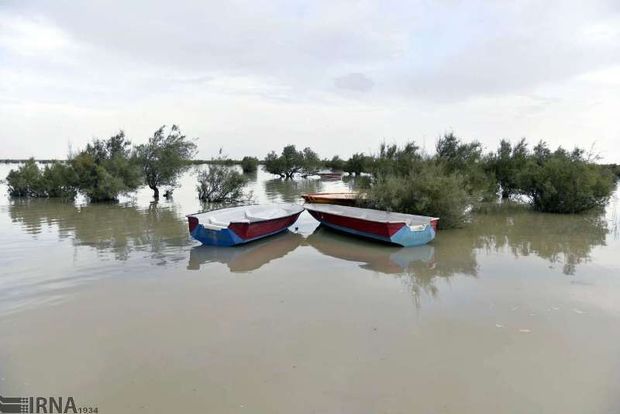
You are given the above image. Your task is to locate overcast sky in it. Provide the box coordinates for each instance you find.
[1,0,619,161]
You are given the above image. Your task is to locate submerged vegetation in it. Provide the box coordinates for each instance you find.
[135,125,197,199]
[364,140,476,229]
[240,156,259,173]
[264,145,321,178]
[6,159,77,199]
[70,131,142,202]
[5,129,617,225]
[196,151,248,202]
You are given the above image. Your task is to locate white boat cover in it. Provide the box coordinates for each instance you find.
[304,203,437,226]
[190,203,304,230]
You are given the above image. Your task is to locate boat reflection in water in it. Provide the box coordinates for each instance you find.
[187,230,304,272]
[306,225,435,274]
[306,225,448,305]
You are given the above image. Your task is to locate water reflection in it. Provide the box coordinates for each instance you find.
[307,226,453,304]
[263,178,324,202]
[473,205,608,275]
[306,226,435,274]
[8,199,190,262]
[187,230,303,272]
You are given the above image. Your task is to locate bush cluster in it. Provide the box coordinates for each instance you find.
[264,145,321,178]
[364,134,615,228]
[240,156,259,173]
[7,159,78,199]
[7,126,197,202]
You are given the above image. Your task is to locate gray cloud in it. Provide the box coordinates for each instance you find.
[334,73,374,92]
[1,0,619,161]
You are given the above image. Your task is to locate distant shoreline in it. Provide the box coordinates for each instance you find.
[0,159,253,165]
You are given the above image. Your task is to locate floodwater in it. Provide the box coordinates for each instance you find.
[0,164,619,414]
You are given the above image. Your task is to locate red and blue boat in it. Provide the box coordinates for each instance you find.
[187,204,304,246]
[304,203,438,247]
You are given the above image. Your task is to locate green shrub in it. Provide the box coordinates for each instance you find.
[40,162,79,198]
[264,145,321,178]
[6,159,77,198]
[240,156,259,173]
[325,155,345,171]
[365,162,473,229]
[197,165,248,202]
[372,142,422,177]
[435,133,497,201]
[6,159,45,197]
[344,153,372,175]
[517,144,615,213]
[135,124,197,199]
[71,131,142,202]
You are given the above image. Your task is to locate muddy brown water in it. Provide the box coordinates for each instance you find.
[0,165,619,413]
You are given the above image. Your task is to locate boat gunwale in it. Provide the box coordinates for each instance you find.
[304,203,438,226]
[186,203,305,227]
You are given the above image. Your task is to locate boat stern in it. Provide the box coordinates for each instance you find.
[390,223,436,247]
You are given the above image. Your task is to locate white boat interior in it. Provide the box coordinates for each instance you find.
[190,204,304,230]
[304,203,437,228]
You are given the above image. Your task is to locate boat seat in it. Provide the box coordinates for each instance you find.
[244,211,277,221]
[208,217,229,227]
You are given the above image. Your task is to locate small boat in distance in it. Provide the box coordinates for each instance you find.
[301,192,361,206]
[304,203,438,247]
[187,204,304,246]
[316,171,343,180]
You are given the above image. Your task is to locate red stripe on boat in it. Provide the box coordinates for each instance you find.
[307,210,405,238]
[228,213,302,240]
[188,216,199,233]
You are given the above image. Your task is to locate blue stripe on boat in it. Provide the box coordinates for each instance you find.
[190,224,291,246]
[318,220,435,247]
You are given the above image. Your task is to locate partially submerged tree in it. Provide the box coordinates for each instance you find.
[264,145,321,178]
[366,162,473,229]
[487,138,528,199]
[136,125,197,199]
[325,155,345,171]
[344,153,371,176]
[364,141,474,229]
[6,158,45,197]
[241,156,259,173]
[517,143,615,213]
[7,159,78,199]
[71,131,142,202]
[197,150,248,202]
[301,147,322,174]
[435,132,496,201]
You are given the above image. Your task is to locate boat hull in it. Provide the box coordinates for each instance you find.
[188,212,302,246]
[306,209,435,247]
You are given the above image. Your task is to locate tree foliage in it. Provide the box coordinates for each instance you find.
[344,153,371,175]
[135,125,197,198]
[366,163,473,229]
[6,159,78,198]
[435,133,496,200]
[364,141,474,229]
[70,131,142,202]
[241,156,259,173]
[325,155,345,171]
[486,138,528,199]
[516,143,615,213]
[264,145,321,178]
[197,151,248,202]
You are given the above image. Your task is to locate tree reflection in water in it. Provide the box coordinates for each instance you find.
[8,198,190,263]
[263,178,325,202]
[306,226,475,306]
[305,204,609,305]
[473,203,608,275]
